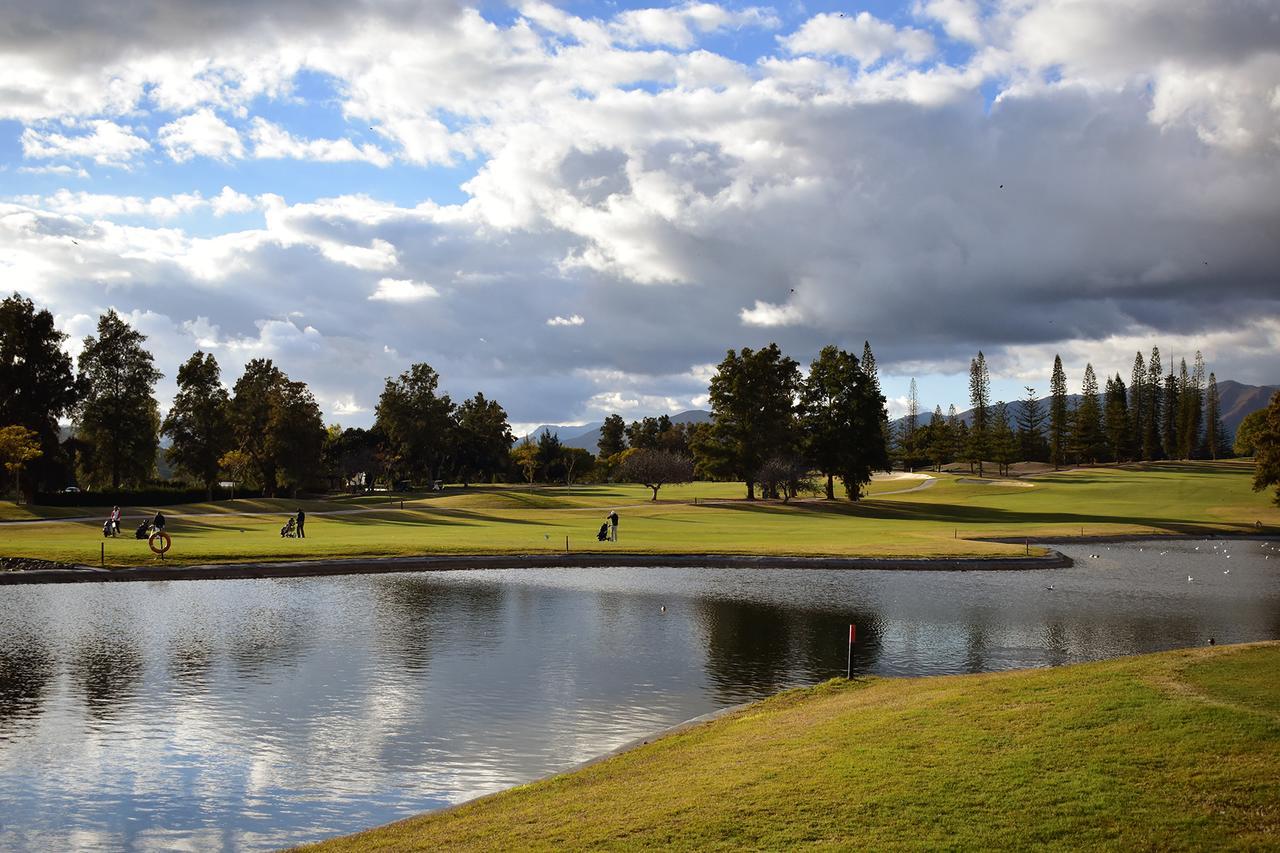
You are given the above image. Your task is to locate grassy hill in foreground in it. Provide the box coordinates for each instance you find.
[0,461,1277,567]
[301,643,1280,851]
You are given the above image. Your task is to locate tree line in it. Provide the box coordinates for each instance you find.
[894,348,1235,474]
[0,293,517,500]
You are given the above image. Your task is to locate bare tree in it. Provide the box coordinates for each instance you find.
[620,449,694,501]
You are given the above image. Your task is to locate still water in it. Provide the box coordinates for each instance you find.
[1,540,1277,850]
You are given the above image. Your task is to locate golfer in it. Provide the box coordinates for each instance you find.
[608,509,619,542]
[296,508,306,539]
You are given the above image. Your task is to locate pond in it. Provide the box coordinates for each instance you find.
[0,539,1277,850]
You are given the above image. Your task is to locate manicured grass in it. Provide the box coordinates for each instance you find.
[0,502,90,521]
[300,642,1280,851]
[1,462,1276,567]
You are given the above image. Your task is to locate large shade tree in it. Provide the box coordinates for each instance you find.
[375,363,455,484]
[454,393,514,485]
[800,345,888,500]
[162,351,233,499]
[229,359,324,497]
[0,293,81,497]
[698,343,801,500]
[76,310,162,489]
[1251,392,1280,506]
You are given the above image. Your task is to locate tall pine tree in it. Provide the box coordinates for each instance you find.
[1145,347,1164,461]
[967,351,991,476]
[1016,386,1048,462]
[1049,355,1069,469]
[1204,372,1228,460]
[1103,374,1130,462]
[1128,352,1146,460]
[1072,363,1104,464]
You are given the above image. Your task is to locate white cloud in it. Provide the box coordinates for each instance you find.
[546,314,585,326]
[20,120,149,167]
[739,300,803,327]
[611,3,779,49]
[369,278,439,302]
[249,118,391,167]
[158,109,245,162]
[783,12,934,65]
[210,186,257,216]
[17,164,90,178]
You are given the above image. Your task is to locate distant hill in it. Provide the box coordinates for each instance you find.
[893,379,1277,439]
[524,410,713,452]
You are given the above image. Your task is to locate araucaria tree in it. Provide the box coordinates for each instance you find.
[76,310,162,489]
[1016,386,1048,463]
[1103,374,1130,462]
[375,363,456,484]
[702,344,801,500]
[1072,363,1105,464]
[1049,356,1069,469]
[799,345,888,500]
[967,352,991,475]
[162,351,232,499]
[1250,392,1280,505]
[1145,347,1164,461]
[0,293,81,497]
[1204,373,1228,460]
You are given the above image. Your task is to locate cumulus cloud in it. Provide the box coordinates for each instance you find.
[158,109,245,162]
[1,0,1278,428]
[783,12,934,65]
[369,278,439,302]
[20,120,149,167]
[249,118,392,167]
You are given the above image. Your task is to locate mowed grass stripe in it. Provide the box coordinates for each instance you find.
[1,463,1276,567]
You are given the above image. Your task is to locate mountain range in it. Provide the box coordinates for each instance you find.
[527,380,1277,452]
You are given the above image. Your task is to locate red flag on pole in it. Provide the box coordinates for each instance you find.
[849,624,856,643]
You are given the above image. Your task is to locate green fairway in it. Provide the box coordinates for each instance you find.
[300,642,1280,851]
[1,462,1276,567]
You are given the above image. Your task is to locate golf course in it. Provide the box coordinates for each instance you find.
[1,461,1276,568]
[299,642,1280,851]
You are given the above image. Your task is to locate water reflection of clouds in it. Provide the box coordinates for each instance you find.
[0,542,1276,850]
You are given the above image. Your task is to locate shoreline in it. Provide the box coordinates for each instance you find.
[0,549,1073,584]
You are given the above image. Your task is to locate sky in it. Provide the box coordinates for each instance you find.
[2,0,1278,435]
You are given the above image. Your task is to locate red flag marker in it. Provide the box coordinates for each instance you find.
[846,624,856,679]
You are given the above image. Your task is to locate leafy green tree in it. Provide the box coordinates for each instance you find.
[0,425,42,501]
[699,344,801,500]
[1016,386,1048,463]
[161,351,232,499]
[230,359,286,496]
[598,414,627,458]
[229,359,324,497]
[1250,392,1280,505]
[626,417,662,450]
[535,429,564,483]
[620,448,693,500]
[1071,363,1105,464]
[562,447,595,485]
[218,449,254,499]
[1049,356,1069,469]
[1234,408,1268,457]
[455,393,514,484]
[76,310,162,489]
[800,345,887,500]
[274,379,326,496]
[375,363,456,483]
[1103,374,1130,462]
[966,352,991,475]
[324,427,381,491]
[0,293,81,497]
[511,437,539,484]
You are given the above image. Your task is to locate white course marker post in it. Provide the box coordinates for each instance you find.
[846,624,856,679]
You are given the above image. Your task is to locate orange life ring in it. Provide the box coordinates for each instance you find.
[148,531,172,555]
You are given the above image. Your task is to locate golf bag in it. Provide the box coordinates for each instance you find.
[134,521,151,540]
[597,522,610,542]
[103,520,115,538]
[281,516,297,538]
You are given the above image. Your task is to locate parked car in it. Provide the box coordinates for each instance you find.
[59,485,81,494]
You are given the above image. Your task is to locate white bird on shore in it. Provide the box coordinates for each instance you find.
[1224,569,1229,574]
[1187,575,1194,582]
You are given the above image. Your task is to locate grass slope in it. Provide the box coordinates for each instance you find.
[302,643,1280,851]
[1,462,1276,567]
